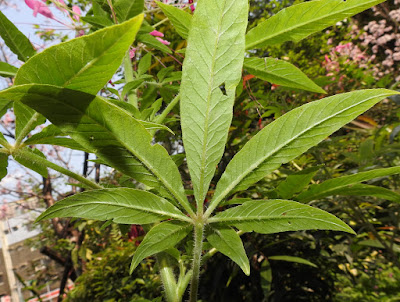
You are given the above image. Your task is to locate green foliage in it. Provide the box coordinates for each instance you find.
[0,62,18,78]
[0,0,398,301]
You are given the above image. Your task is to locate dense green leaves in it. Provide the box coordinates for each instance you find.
[14,15,143,95]
[36,188,190,223]
[114,0,144,22]
[130,221,192,273]
[207,90,399,213]
[276,166,320,199]
[180,0,248,205]
[0,11,36,62]
[243,57,326,94]
[0,62,18,78]
[157,2,192,39]
[208,200,355,234]
[297,166,400,202]
[206,225,250,275]
[0,84,193,215]
[245,0,385,49]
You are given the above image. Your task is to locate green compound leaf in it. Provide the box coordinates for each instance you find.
[157,1,192,39]
[0,62,18,78]
[180,0,248,205]
[208,200,355,234]
[208,90,399,213]
[0,84,192,215]
[0,11,36,62]
[36,188,190,223]
[297,166,400,203]
[130,221,192,273]
[245,0,385,50]
[206,225,250,276]
[15,15,143,95]
[244,57,326,94]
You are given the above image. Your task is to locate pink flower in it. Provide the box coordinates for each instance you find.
[156,37,170,45]
[189,0,195,12]
[150,30,164,37]
[25,0,54,19]
[129,48,136,59]
[72,5,81,22]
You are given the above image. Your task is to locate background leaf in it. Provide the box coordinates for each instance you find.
[0,62,18,78]
[0,153,8,181]
[206,225,250,275]
[208,199,355,234]
[0,11,36,61]
[14,15,143,95]
[276,166,320,199]
[209,90,399,212]
[114,0,144,22]
[130,221,192,273]
[157,1,192,39]
[268,255,317,268]
[244,57,326,94]
[296,166,400,202]
[36,188,189,223]
[245,0,385,49]
[180,0,248,204]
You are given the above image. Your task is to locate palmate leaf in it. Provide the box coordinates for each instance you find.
[243,57,326,94]
[245,0,385,50]
[35,188,190,223]
[207,90,399,213]
[14,15,143,95]
[206,225,250,275]
[296,166,400,203]
[208,200,355,234]
[180,0,248,204]
[0,84,193,215]
[0,11,36,62]
[130,221,192,273]
[0,62,18,78]
[157,1,192,39]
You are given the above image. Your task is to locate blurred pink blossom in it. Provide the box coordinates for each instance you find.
[25,0,55,19]
[150,30,164,37]
[156,37,170,45]
[129,48,136,59]
[72,5,81,22]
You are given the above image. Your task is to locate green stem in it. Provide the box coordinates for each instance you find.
[158,254,178,302]
[189,222,204,302]
[124,51,138,108]
[14,112,40,147]
[155,94,180,125]
[13,148,103,190]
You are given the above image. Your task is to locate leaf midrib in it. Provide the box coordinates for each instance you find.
[213,93,388,206]
[197,0,228,203]
[245,0,380,49]
[44,200,190,222]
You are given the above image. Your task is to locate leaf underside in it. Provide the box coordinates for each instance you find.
[180,0,248,204]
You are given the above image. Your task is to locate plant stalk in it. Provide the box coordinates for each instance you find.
[13,148,103,190]
[158,254,179,302]
[189,222,204,302]
[155,94,180,125]
[14,112,40,147]
[124,50,138,108]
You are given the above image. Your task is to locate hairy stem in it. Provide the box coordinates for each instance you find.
[124,50,138,108]
[155,94,180,125]
[189,222,204,302]
[158,254,178,302]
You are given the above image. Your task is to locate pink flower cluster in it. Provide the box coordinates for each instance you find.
[150,30,170,45]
